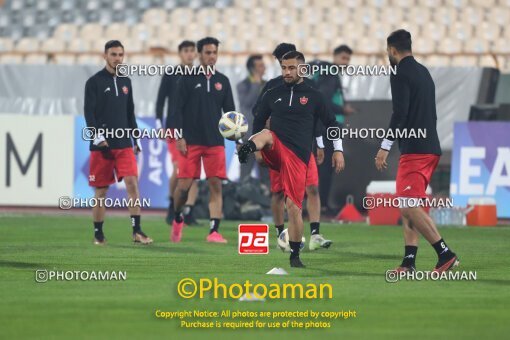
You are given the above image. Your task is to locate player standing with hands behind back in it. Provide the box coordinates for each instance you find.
[375,30,458,273]
[84,40,153,245]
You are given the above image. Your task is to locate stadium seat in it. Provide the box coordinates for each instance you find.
[380,7,404,24]
[413,39,435,54]
[459,7,482,26]
[53,24,78,43]
[142,8,167,25]
[195,8,219,27]
[463,39,488,54]
[0,38,14,52]
[424,55,451,66]
[67,39,91,52]
[130,23,154,41]
[123,39,144,53]
[422,22,448,43]
[40,38,65,52]
[436,7,458,27]
[492,39,510,54]
[76,54,103,65]
[450,22,473,41]
[0,53,24,64]
[438,38,462,53]
[223,39,248,53]
[105,23,130,41]
[390,0,415,8]
[325,7,350,25]
[470,0,496,7]
[302,8,325,26]
[473,22,500,42]
[353,8,378,28]
[52,53,76,65]
[221,7,246,25]
[126,54,155,64]
[356,37,382,54]
[366,0,389,8]
[169,7,194,26]
[478,55,497,68]
[24,53,48,64]
[156,23,180,41]
[487,7,509,28]
[80,23,104,41]
[453,56,478,67]
[15,37,40,52]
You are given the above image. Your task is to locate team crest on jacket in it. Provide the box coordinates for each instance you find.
[214,82,222,91]
[122,86,129,94]
[300,96,308,105]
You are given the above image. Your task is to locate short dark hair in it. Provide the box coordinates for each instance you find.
[197,37,219,53]
[178,40,195,51]
[104,40,124,53]
[387,29,412,52]
[246,54,263,73]
[272,43,296,60]
[333,44,353,55]
[281,50,305,64]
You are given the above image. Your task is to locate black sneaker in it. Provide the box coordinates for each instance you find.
[290,257,306,268]
[238,143,252,164]
[184,212,199,226]
[433,254,459,273]
[165,202,174,225]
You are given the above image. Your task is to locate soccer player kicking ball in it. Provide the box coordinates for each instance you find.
[84,40,152,245]
[238,51,345,268]
[171,37,235,243]
[375,30,459,273]
[253,43,332,251]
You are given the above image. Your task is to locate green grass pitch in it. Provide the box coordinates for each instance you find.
[1,215,509,339]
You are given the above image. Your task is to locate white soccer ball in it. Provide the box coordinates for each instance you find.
[277,228,306,253]
[218,111,248,141]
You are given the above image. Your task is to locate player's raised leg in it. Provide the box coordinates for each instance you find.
[238,129,274,163]
[93,186,108,245]
[124,175,153,244]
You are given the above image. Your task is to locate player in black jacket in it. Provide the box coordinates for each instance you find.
[238,51,345,267]
[84,40,152,245]
[155,40,199,226]
[252,43,332,252]
[170,37,235,244]
[375,30,458,273]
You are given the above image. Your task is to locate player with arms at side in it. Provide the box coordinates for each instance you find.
[253,43,332,251]
[171,37,235,243]
[155,40,199,226]
[239,51,345,267]
[84,40,153,245]
[375,30,459,273]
